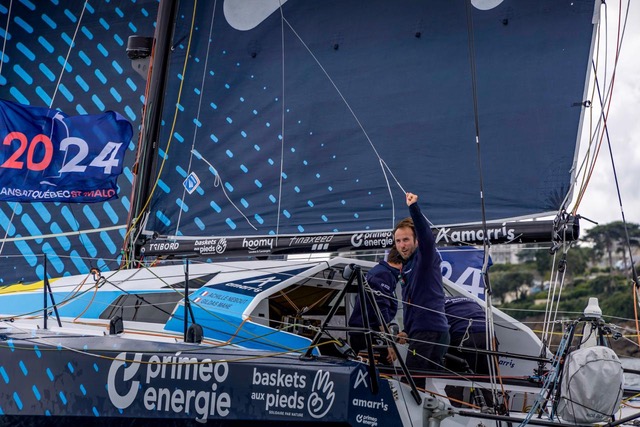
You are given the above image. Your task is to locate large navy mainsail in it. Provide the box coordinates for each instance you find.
[143,0,595,243]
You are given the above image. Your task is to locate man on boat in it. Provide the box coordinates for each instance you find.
[348,247,402,364]
[395,192,449,387]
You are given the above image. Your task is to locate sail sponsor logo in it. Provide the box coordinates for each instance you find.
[350,232,393,248]
[224,0,289,31]
[148,241,180,252]
[308,370,335,418]
[354,369,369,389]
[435,225,515,244]
[242,237,273,254]
[0,187,115,200]
[107,352,231,422]
[499,358,516,369]
[224,275,281,293]
[0,188,73,199]
[352,398,388,412]
[194,238,227,255]
[356,414,380,426]
[288,234,334,251]
[471,0,504,11]
[251,368,335,419]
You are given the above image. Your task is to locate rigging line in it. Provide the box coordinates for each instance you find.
[0,224,126,243]
[190,150,257,230]
[549,256,568,334]
[122,43,156,267]
[0,0,12,76]
[592,59,639,288]
[394,337,503,396]
[125,214,150,267]
[67,203,99,270]
[391,376,418,427]
[601,1,610,120]
[540,251,558,347]
[4,326,330,365]
[96,266,330,349]
[0,1,13,255]
[573,59,604,207]
[283,17,382,156]
[571,5,605,211]
[275,2,286,241]
[573,1,629,213]
[463,0,492,281]
[592,6,635,201]
[480,266,505,404]
[91,279,274,347]
[549,249,570,346]
[9,273,106,319]
[280,16,401,204]
[50,1,88,108]
[379,159,397,227]
[484,290,503,402]
[125,1,199,246]
[72,276,104,321]
[33,0,91,270]
[176,1,218,236]
[635,286,640,348]
[544,253,565,348]
[1,1,88,257]
[573,12,606,204]
[464,0,500,397]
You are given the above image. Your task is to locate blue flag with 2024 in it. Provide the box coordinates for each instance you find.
[0,99,132,203]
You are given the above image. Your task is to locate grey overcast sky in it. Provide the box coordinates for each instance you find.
[571,1,639,230]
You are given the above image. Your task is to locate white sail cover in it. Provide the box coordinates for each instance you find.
[556,346,624,423]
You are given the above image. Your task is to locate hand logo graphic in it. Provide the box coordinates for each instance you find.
[307,370,335,419]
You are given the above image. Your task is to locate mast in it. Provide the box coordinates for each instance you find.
[123,0,178,266]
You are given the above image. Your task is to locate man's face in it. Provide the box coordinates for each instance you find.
[394,227,417,260]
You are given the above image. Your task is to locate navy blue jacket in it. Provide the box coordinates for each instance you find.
[444,296,486,340]
[401,203,449,335]
[348,260,399,329]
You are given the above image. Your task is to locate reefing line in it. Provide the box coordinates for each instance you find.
[191,149,257,231]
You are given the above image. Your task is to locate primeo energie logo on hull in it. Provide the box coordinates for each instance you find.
[107,353,338,422]
[107,352,231,422]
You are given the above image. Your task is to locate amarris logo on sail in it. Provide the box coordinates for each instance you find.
[107,352,231,422]
[435,225,516,244]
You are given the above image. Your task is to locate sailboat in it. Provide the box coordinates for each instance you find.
[0,0,636,425]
